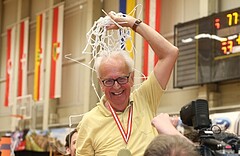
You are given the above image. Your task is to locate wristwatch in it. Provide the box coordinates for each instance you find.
[132,19,142,32]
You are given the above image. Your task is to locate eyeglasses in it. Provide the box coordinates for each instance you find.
[101,73,131,87]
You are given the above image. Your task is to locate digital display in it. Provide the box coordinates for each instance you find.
[214,9,240,59]
[174,7,240,88]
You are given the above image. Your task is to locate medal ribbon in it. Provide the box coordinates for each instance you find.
[108,103,133,144]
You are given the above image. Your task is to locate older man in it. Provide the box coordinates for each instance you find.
[76,11,178,156]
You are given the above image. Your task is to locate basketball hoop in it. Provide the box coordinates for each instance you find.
[10,95,34,130]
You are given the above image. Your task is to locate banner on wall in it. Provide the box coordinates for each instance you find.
[210,111,240,135]
[119,0,136,58]
[10,128,70,152]
[143,0,161,76]
[50,4,64,99]
[34,12,46,101]
[18,18,29,97]
[4,26,16,107]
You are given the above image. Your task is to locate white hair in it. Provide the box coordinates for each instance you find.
[94,50,134,78]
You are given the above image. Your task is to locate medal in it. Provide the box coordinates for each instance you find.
[117,148,132,156]
[108,103,133,155]
[108,103,133,144]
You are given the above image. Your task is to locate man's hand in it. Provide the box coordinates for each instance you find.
[106,11,135,30]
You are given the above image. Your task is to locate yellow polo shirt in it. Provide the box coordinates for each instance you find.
[76,72,164,156]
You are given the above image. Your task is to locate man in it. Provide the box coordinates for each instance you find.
[143,134,200,156]
[65,129,78,156]
[76,11,178,156]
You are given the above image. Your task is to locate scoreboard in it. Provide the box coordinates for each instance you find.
[174,7,240,88]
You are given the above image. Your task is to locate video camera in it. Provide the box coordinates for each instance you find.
[180,99,240,156]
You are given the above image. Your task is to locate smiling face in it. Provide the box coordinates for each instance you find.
[99,55,134,111]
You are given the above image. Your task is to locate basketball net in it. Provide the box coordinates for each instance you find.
[65,7,145,101]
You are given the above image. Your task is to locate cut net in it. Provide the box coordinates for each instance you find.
[65,6,145,101]
[82,11,135,64]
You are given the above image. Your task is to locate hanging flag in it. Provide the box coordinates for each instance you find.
[4,26,16,107]
[50,4,64,99]
[143,0,161,77]
[34,12,46,101]
[119,0,136,58]
[18,19,29,97]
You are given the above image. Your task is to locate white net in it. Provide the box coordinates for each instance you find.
[65,7,145,101]
[82,11,134,65]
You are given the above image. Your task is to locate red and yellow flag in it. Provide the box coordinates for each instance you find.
[50,4,64,99]
[143,0,161,76]
[34,12,46,101]
[5,26,16,106]
[18,19,29,97]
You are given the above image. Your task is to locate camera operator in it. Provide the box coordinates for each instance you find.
[145,113,200,156]
[151,113,197,144]
[180,99,240,156]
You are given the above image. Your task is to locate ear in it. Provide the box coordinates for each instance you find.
[65,147,70,155]
[98,78,105,91]
[131,72,134,82]
[129,72,134,86]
